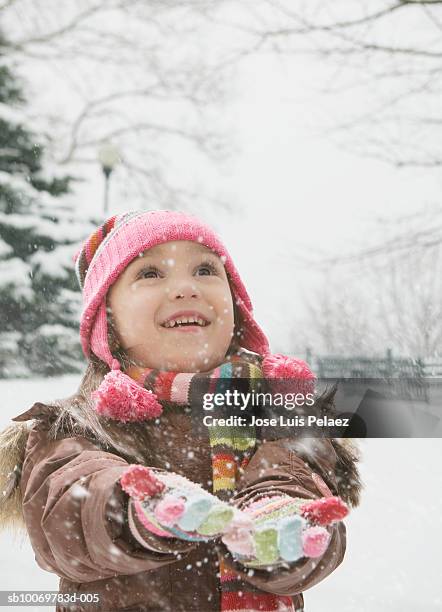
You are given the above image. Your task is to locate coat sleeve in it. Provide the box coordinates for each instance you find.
[20,424,195,583]
[221,437,346,596]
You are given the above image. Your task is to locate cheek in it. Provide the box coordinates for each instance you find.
[219,305,234,330]
[110,288,158,334]
[213,289,235,332]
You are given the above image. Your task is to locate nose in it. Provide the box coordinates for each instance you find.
[169,279,201,301]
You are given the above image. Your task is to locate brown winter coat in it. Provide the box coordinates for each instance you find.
[11,398,359,612]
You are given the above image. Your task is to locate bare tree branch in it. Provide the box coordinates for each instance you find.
[243,1,442,169]
[7,2,107,51]
[315,223,442,267]
[0,0,239,211]
[260,0,407,35]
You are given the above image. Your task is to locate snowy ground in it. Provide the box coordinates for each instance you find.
[1,376,441,612]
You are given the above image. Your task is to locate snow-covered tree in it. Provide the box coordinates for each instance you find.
[0,41,93,377]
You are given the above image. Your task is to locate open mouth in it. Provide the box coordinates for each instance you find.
[161,315,210,329]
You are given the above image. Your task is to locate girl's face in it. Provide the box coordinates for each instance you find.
[107,240,235,372]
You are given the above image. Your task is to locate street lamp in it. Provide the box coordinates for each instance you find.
[97,141,120,215]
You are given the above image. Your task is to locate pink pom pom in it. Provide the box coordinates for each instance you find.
[263,353,315,381]
[120,465,165,500]
[302,526,331,558]
[154,495,185,526]
[222,513,255,556]
[92,369,163,422]
[301,496,349,526]
[262,353,316,394]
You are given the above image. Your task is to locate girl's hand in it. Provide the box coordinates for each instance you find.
[120,465,245,542]
[222,495,348,567]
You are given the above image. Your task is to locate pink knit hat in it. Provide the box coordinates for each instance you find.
[75,209,270,368]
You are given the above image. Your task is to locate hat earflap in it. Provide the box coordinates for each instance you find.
[92,360,163,422]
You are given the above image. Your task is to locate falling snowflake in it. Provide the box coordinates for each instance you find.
[70,484,90,499]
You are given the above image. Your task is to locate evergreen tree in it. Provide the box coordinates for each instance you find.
[0,42,93,377]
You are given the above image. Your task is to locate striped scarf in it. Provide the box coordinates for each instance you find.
[125,350,297,612]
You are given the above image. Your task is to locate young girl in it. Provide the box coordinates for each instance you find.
[1,210,361,612]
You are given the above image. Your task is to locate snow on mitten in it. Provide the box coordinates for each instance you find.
[120,465,241,543]
[222,494,348,567]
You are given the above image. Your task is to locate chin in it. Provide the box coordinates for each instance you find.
[166,355,219,373]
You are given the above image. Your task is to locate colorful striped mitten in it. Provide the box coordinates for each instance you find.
[120,465,246,543]
[222,494,348,567]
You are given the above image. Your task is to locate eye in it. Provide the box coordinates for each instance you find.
[137,266,162,280]
[196,261,219,276]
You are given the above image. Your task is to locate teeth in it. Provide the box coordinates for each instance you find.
[163,316,207,328]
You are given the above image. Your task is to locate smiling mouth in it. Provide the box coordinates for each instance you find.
[161,316,210,329]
